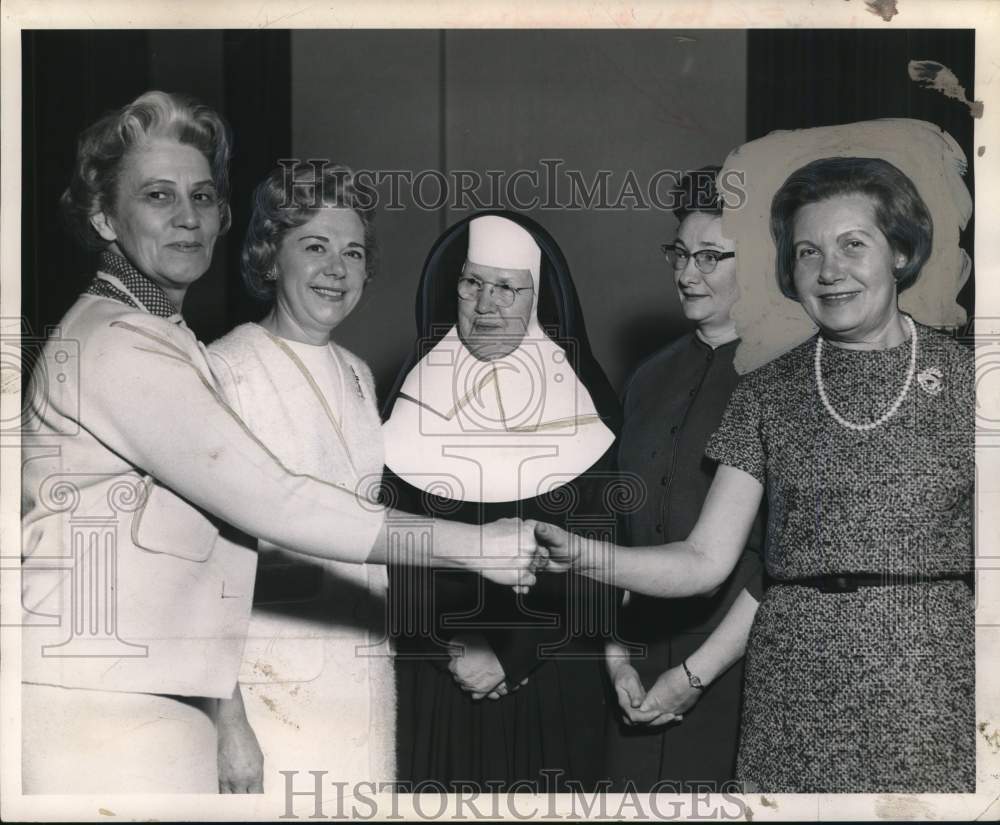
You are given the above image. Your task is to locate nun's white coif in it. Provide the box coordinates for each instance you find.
[383,215,615,503]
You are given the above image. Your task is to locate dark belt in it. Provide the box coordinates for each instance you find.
[771,572,973,594]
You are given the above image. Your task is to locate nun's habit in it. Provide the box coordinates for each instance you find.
[382,213,620,790]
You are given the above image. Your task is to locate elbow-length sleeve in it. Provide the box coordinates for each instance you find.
[82,316,385,562]
[704,375,766,485]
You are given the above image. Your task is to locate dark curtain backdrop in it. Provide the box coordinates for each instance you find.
[22,30,148,344]
[21,30,292,349]
[746,29,976,320]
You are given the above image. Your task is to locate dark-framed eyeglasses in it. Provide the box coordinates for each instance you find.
[660,243,735,275]
[457,274,534,308]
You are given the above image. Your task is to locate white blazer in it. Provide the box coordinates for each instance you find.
[21,293,385,698]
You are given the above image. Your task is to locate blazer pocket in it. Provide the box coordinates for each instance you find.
[131,477,219,562]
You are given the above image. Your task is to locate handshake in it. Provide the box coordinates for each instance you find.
[461,518,577,593]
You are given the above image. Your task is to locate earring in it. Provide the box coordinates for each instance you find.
[265,267,278,282]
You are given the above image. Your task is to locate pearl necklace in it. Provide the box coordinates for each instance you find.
[814,314,917,431]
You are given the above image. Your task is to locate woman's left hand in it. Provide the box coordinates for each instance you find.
[635,664,702,726]
[216,689,264,793]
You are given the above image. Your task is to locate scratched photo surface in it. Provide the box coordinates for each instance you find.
[3,8,999,823]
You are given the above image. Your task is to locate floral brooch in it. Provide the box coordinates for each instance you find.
[916,366,943,396]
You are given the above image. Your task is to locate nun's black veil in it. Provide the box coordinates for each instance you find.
[381,211,620,791]
[381,209,621,436]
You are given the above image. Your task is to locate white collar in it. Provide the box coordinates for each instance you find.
[383,326,615,503]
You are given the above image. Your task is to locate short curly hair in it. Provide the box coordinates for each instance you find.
[241,161,376,302]
[770,157,933,300]
[671,165,723,224]
[59,90,233,249]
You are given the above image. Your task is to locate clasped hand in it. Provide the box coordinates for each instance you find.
[609,661,701,727]
[447,633,528,700]
[474,517,550,593]
[469,519,581,594]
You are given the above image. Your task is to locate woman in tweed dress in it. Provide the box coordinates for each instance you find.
[535,156,974,793]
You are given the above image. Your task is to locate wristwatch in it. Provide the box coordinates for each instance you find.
[682,659,705,691]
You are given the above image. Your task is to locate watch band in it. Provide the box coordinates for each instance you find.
[682,659,705,691]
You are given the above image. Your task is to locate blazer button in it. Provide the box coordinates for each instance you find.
[655,524,663,534]
[660,476,668,486]
[670,426,678,434]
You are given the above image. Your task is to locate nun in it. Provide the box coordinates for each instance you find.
[382,212,622,791]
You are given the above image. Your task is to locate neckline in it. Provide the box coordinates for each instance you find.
[694,327,740,350]
[814,314,918,432]
[819,319,916,356]
[283,336,335,353]
[251,321,334,350]
[694,329,740,351]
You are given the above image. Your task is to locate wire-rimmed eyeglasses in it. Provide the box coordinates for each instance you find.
[457,275,534,308]
[660,243,735,275]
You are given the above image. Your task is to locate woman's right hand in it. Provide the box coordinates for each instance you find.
[466,517,545,593]
[216,686,264,794]
[609,661,655,726]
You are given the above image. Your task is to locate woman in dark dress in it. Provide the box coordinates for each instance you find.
[605,168,762,791]
[382,212,622,791]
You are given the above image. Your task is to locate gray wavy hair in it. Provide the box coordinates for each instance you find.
[60,90,233,249]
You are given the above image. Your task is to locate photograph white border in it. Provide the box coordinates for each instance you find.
[2,0,998,820]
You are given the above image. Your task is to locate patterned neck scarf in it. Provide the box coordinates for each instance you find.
[86,251,180,319]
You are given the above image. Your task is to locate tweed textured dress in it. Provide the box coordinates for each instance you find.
[705,321,974,793]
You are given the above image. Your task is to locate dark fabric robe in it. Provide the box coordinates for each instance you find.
[382,211,622,792]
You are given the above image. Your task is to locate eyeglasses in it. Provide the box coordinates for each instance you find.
[457,275,534,308]
[660,243,735,275]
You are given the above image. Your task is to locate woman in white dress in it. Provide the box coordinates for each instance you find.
[208,162,395,792]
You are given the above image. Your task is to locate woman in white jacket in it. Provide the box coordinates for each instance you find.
[20,91,541,795]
